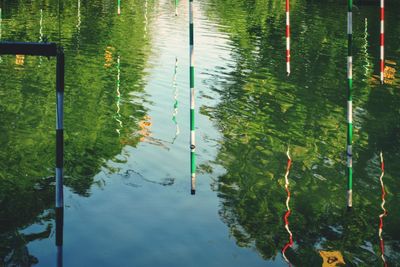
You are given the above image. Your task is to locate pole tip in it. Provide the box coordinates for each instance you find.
[191,189,196,195]
[347,206,353,212]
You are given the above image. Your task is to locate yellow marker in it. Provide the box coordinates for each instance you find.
[16,55,25,65]
[319,251,345,267]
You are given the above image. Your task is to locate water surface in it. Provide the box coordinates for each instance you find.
[0,0,399,266]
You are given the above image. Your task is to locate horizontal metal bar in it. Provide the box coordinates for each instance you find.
[0,42,58,56]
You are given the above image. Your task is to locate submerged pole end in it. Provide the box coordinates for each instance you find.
[55,207,64,246]
[191,189,196,195]
[347,206,353,212]
[347,190,352,210]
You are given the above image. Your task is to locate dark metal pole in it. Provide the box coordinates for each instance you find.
[55,48,64,256]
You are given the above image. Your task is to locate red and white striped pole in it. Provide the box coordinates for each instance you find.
[378,152,388,267]
[380,0,384,84]
[282,149,293,266]
[286,0,290,75]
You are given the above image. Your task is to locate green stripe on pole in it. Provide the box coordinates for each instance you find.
[191,152,196,172]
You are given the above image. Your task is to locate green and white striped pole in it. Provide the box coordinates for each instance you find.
[172,57,180,143]
[175,0,178,16]
[346,0,353,209]
[189,0,196,195]
[115,55,122,135]
[118,0,121,15]
[39,9,43,42]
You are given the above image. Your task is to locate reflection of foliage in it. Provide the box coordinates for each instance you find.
[0,225,51,266]
[203,0,400,265]
[0,0,152,264]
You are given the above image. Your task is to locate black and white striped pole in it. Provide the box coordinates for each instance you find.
[55,48,64,264]
[0,42,65,266]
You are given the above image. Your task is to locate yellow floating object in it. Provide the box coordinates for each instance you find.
[15,54,25,65]
[319,251,345,267]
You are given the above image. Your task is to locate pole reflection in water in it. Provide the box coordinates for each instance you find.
[56,212,63,267]
[115,55,123,135]
[0,7,2,63]
[144,0,148,38]
[118,0,121,15]
[362,18,370,81]
[282,149,293,266]
[39,9,43,66]
[76,0,81,50]
[378,152,388,267]
[39,9,43,42]
[172,57,180,143]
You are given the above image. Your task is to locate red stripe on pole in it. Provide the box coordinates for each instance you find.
[286,26,290,37]
[286,51,290,62]
[286,0,289,11]
[380,8,384,20]
[381,60,384,71]
[380,34,384,46]
[287,159,292,170]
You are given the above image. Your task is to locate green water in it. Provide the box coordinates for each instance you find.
[0,0,399,266]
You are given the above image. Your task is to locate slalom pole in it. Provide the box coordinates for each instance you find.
[55,48,64,266]
[118,0,121,15]
[282,149,293,266]
[40,9,43,42]
[380,0,384,84]
[0,8,2,63]
[346,0,353,209]
[144,0,148,37]
[175,0,178,16]
[362,18,370,80]
[39,9,43,66]
[189,0,196,195]
[172,57,180,143]
[116,55,122,135]
[286,0,290,75]
[378,152,388,267]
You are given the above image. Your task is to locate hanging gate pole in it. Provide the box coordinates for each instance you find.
[346,1,353,209]
[189,0,196,195]
[286,0,290,75]
[0,41,65,257]
[380,0,384,84]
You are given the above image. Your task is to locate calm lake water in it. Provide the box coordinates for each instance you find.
[0,0,399,266]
